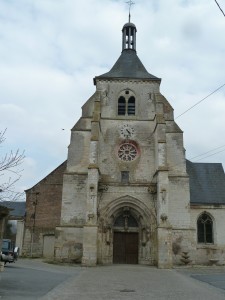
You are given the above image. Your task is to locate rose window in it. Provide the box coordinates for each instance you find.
[118,143,138,161]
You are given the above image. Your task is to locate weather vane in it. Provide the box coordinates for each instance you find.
[126,0,135,22]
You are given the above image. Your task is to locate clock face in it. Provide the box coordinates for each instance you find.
[120,124,134,139]
[118,143,138,161]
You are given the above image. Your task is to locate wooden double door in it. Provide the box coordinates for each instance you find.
[113,232,138,264]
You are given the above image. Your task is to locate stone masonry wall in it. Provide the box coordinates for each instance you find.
[190,205,225,265]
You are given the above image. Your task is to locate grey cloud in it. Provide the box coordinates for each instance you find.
[0,0,224,196]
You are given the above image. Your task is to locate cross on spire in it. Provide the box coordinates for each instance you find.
[126,0,135,22]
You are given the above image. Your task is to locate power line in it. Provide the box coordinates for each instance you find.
[190,144,225,160]
[150,143,225,172]
[175,83,225,119]
[192,148,225,162]
[214,0,225,17]
[149,143,225,184]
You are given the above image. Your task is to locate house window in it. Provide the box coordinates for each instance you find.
[117,90,136,116]
[197,213,213,244]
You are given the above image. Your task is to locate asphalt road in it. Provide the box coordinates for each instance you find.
[0,259,81,299]
[1,259,225,299]
[178,266,225,291]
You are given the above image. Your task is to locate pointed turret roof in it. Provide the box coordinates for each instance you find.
[94,22,161,84]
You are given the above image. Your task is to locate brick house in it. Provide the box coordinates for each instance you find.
[23,161,66,258]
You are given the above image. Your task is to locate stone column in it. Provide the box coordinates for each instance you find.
[157,223,172,268]
[154,112,173,268]
[16,220,24,253]
[156,170,172,268]
[82,167,99,266]
[82,94,100,266]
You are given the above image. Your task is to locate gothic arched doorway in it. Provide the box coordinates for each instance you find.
[113,209,139,264]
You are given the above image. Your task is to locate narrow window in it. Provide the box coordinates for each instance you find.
[197,213,213,244]
[121,171,129,183]
[128,96,135,115]
[118,96,126,115]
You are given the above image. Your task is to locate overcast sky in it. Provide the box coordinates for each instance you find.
[0,0,225,200]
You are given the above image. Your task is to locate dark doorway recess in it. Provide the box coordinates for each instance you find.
[113,232,138,264]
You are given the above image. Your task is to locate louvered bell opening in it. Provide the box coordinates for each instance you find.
[118,96,126,115]
[128,96,135,115]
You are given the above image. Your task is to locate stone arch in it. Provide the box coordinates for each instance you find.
[197,210,215,222]
[117,89,136,116]
[98,195,157,265]
[99,195,154,227]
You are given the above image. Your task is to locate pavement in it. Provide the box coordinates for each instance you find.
[40,265,225,300]
[0,258,80,299]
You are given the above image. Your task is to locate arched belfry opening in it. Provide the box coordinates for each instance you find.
[117,89,136,116]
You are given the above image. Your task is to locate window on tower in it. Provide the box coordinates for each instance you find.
[121,171,129,183]
[128,96,135,115]
[117,90,136,116]
[118,96,126,115]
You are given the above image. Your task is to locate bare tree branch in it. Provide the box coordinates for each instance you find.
[0,129,25,201]
[0,129,6,144]
[0,149,25,172]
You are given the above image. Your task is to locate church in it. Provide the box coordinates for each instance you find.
[23,20,225,268]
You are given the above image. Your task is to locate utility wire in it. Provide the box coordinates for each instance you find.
[171,144,225,168]
[192,148,225,162]
[190,144,225,160]
[149,144,225,183]
[215,0,225,17]
[175,83,225,119]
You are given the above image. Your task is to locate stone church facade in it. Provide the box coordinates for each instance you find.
[23,21,225,268]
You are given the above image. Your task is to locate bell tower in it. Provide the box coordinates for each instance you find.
[122,22,137,51]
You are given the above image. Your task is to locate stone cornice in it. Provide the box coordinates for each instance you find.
[190,204,225,209]
[95,78,161,84]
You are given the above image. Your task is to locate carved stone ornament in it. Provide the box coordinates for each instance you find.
[98,185,108,192]
[148,184,157,194]
[88,213,94,220]
[89,184,95,192]
[160,213,168,222]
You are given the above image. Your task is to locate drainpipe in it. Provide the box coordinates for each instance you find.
[30,192,39,257]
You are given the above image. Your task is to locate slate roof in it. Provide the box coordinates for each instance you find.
[94,49,161,83]
[0,201,25,218]
[186,160,225,205]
